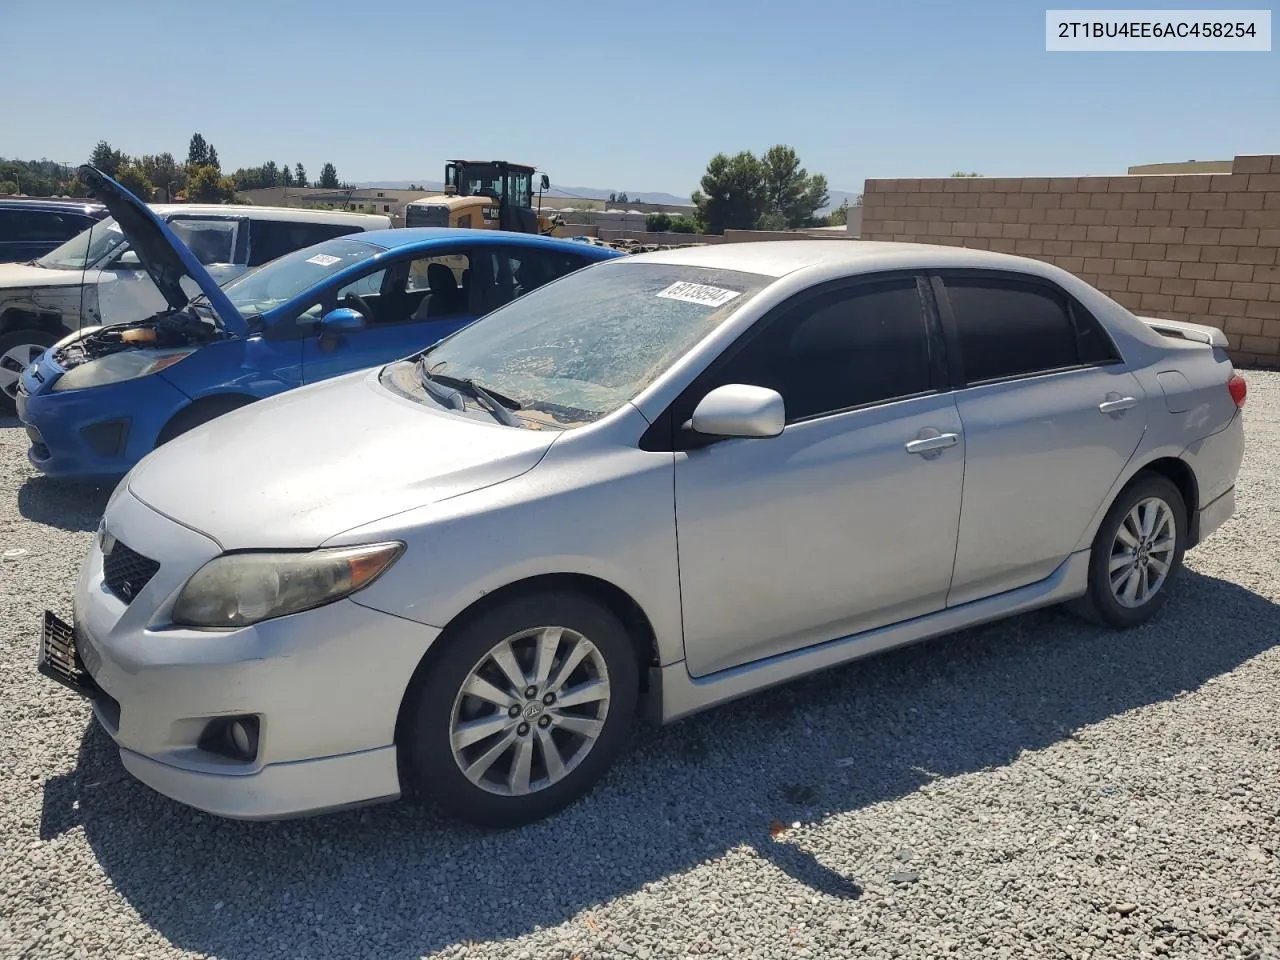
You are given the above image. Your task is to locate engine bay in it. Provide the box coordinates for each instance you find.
[54,309,227,370]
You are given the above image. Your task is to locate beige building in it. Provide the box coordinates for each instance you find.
[859,154,1280,368]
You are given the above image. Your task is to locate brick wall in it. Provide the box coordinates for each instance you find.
[861,155,1280,367]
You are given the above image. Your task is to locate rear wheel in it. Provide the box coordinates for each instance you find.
[1068,473,1187,628]
[0,328,58,415]
[399,592,638,827]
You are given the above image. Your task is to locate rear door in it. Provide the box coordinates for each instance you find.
[935,271,1146,606]
[0,209,95,262]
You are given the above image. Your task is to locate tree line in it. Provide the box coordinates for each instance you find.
[0,133,345,204]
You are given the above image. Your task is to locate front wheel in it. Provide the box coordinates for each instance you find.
[399,592,638,827]
[1068,473,1187,628]
[0,328,58,414]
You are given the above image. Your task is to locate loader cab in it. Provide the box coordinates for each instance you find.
[404,161,554,234]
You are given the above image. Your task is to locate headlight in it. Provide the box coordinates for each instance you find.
[52,348,195,392]
[171,542,404,628]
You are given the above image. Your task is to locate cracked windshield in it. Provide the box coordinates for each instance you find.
[411,261,771,427]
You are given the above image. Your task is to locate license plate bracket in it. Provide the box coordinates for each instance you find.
[38,610,98,698]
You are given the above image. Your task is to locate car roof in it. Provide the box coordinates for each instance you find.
[627,240,1067,280]
[147,204,390,226]
[0,197,106,216]
[352,227,624,255]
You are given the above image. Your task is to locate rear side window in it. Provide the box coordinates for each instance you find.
[944,278,1101,383]
[247,220,366,267]
[710,278,935,423]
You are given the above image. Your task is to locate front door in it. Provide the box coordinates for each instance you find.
[671,276,966,678]
[301,246,485,384]
[935,272,1148,606]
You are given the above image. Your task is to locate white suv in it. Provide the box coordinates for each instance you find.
[0,205,390,409]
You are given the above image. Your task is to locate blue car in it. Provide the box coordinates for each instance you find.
[17,166,622,481]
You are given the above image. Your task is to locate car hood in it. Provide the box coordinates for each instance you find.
[125,370,559,549]
[0,262,88,289]
[77,165,247,336]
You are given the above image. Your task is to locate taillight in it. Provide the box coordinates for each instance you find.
[1228,373,1247,408]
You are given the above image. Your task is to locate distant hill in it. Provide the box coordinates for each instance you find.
[352,181,861,213]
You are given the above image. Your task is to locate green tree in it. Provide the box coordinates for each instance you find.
[137,153,183,199]
[318,163,340,189]
[88,140,128,177]
[280,165,295,187]
[691,151,766,235]
[114,163,154,201]
[294,163,307,187]
[829,199,850,226]
[261,160,278,187]
[950,171,982,177]
[0,180,18,195]
[186,164,236,203]
[207,145,220,171]
[187,133,211,168]
[759,145,829,227]
[755,210,788,231]
[617,191,629,204]
[645,211,672,232]
[668,215,698,234]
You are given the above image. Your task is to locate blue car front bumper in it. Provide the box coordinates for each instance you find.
[18,354,190,481]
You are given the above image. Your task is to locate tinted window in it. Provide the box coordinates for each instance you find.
[480,247,593,313]
[945,279,1083,383]
[247,220,365,266]
[710,279,934,422]
[0,209,93,242]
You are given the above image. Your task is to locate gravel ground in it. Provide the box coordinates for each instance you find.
[1,374,1279,960]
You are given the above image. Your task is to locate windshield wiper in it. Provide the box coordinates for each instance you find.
[416,361,523,427]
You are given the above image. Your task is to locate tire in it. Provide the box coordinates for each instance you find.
[0,328,59,415]
[1067,472,1187,629]
[155,395,253,447]
[399,591,639,827]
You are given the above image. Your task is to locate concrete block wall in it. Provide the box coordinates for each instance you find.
[861,155,1280,367]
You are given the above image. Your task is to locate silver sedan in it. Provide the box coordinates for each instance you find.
[40,240,1246,827]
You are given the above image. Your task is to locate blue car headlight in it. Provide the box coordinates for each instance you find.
[52,348,196,392]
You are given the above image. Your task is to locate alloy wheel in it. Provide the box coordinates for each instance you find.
[0,343,46,401]
[449,625,611,797]
[1108,496,1177,608]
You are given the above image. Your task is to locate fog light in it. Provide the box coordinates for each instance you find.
[229,719,255,758]
[199,715,259,762]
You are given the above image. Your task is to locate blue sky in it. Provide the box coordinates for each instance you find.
[2,0,1275,197]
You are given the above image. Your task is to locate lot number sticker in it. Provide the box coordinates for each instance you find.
[656,281,742,308]
[306,253,343,267]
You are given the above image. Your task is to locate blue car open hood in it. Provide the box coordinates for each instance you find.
[77,165,247,337]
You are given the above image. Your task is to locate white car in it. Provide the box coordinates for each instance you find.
[0,205,390,409]
[41,241,1245,828]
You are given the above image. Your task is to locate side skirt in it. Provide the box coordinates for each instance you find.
[646,549,1091,725]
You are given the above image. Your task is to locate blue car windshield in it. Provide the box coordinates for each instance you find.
[197,237,382,319]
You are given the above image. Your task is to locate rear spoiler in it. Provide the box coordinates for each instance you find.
[1138,316,1230,349]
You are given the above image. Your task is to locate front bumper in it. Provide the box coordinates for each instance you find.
[62,488,440,820]
[19,366,190,480]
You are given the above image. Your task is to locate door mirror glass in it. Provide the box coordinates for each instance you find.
[114,249,141,267]
[688,384,785,439]
[320,306,365,332]
[540,174,551,191]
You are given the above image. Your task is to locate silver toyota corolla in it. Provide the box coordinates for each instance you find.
[40,241,1246,827]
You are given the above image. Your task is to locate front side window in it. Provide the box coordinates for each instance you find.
[407,260,772,428]
[407,252,472,319]
[706,278,935,423]
[168,219,238,266]
[944,278,1087,383]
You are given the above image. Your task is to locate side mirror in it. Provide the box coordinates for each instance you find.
[540,174,551,191]
[115,249,141,267]
[320,306,365,332]
[687,384,785,439]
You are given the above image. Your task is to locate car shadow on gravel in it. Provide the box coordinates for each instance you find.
[42,568,1280,959]
[17,476,114,532]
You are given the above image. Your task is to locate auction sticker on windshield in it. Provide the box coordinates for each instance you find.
[656,281,742,308]
[306,253,343,267]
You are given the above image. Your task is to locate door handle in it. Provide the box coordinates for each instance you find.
[1098,396,1138,415]
[905,432,959,455]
